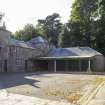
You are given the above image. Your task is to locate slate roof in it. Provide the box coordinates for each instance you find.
[28,36,48,44]
[9,36,49,50]
[9,37,102,60]
[10,39,35,49]
[37,47,102,59]
[27,36,50,50]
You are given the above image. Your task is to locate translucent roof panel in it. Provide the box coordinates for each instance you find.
[48,47,102,57]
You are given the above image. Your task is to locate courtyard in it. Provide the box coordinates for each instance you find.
[0,72,105,105]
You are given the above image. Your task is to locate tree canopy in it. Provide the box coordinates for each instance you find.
[13,13,62,47]
[62,0,105,55]
[38,13,62,47]
[13,0,105,55]
[14,24,43,41]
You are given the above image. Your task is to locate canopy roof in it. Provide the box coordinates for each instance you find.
[37,47,102,60]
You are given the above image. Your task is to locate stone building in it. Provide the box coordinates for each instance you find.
[0,20,104,72]
[0,26,51,72]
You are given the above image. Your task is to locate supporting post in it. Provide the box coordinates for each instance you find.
[54,60,56,73]
[78,59,81,71]
[87,59,91,72]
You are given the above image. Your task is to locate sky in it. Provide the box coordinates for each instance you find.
[0,0,73,32]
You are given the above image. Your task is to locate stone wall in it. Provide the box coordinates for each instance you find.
[0,29,10,72]
[94,55,105,72]
[7,45,45,72]
[0,46,9,72]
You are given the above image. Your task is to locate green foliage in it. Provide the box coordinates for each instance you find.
[13,13,62,47]
[62,0,105,55]
[12,1,105,55]
[62,23,77,47]
[14,24,43,41]
[14,30,24,40]
[70,0,98,46]
[38,13,63,47]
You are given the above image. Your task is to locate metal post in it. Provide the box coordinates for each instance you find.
[87,59,91,72]
[54,60,56,73]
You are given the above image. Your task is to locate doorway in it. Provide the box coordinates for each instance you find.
[25,60,28,71]
[4,60,7,72]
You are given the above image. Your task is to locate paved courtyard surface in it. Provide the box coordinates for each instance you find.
[87,83,105,105]
[0,90,72,105]
[0,72,105,105]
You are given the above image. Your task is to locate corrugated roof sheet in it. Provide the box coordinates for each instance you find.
[47,47,102,57]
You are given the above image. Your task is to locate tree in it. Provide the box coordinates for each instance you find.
[95,0,105,54]
[14,30,24,40]
[14,24,42,41]
[62,0,99,47]
[71,0,98,46]
[38,13,62,47]
[61,0,105,55]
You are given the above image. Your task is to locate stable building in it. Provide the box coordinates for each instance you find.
[0,28,51,72]
[33,47,105,72]
[0,21,104,72]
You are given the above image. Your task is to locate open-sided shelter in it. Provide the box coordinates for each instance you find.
[34,47,105,72]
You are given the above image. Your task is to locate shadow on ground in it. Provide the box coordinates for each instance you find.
[0,72,49,89]
[0,71,104,90]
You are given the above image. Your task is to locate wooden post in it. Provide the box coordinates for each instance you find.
[54,60,56,73]
[87,59,91,72]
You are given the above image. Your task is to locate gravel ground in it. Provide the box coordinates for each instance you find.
[0,72,104,103]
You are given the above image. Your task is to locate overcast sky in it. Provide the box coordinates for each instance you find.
[0,0,73,32]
